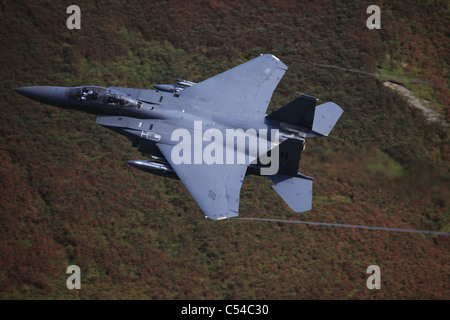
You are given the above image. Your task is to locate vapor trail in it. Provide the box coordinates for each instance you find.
[234,217,450,236]
[296,59,449,88]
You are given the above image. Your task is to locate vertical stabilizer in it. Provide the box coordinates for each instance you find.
[266,96,343,137]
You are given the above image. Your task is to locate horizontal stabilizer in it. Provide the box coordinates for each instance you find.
[269,174,313,212]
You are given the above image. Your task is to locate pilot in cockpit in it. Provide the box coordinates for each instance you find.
[81,88,97,101]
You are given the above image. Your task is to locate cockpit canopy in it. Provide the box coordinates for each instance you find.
[66,86,135,106]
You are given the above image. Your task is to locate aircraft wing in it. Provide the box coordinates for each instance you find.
[181,54,287,116]
[157,143,247,220]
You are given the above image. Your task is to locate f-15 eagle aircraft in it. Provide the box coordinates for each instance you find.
[14,54,343,220]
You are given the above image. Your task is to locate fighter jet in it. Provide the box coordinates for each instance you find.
[14,54,343,220]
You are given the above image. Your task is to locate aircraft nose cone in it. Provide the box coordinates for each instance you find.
[14,86,52,104]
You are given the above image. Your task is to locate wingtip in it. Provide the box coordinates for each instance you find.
[262,53,287,70]
[271,54,280,61]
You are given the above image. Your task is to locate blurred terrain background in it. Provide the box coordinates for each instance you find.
[0,0,448,299]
